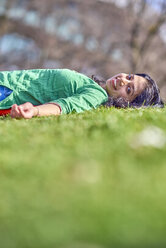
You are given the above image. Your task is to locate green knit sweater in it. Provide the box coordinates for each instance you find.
[0,69,108,114]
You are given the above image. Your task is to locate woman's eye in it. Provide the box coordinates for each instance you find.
[127,86,131,94]
[127,74,133,80]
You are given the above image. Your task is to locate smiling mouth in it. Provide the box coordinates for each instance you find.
[112,79,117,90]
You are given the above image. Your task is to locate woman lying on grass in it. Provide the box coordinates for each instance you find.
[0,69,164,119]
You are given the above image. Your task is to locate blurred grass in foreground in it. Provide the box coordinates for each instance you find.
[0,107,166,248]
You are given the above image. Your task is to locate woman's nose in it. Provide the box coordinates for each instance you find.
[120,80,125,86]
[119,78,130,86]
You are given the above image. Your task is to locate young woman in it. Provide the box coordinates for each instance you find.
[0,69,164,119]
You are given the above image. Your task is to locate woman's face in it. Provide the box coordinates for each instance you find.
[106,73,148,101]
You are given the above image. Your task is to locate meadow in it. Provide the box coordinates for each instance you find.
[0,106,166,248]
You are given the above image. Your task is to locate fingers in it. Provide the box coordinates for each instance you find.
[10,102,34,119]
[10,104,22,118]
[18,102,34,119]
[18,105,27,118]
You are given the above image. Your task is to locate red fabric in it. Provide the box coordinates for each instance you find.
[0,109,11,116]
[0,105,38,116]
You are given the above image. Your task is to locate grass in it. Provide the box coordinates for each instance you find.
[0,106,166,248]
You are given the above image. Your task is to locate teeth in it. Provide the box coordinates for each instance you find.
[114,79,117,88]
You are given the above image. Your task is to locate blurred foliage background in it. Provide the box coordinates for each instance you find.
[0,0,166,99]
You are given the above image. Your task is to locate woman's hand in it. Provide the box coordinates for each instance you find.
[10,102,61,119]
[10,102,37,119]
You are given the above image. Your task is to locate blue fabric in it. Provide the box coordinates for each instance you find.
[0,85,13,102]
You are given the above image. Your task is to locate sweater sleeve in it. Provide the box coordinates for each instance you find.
[48,84,108,114]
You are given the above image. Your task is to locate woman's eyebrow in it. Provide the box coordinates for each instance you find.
[131,83,135,96]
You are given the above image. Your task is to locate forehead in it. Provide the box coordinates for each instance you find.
[133,74,148,84]
[132,75,148,98]
[137,76,147,90]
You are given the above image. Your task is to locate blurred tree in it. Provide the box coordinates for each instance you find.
[128,0,166,72]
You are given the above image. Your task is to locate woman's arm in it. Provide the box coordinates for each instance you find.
[10,102,61,119]
[10,83,108,118]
